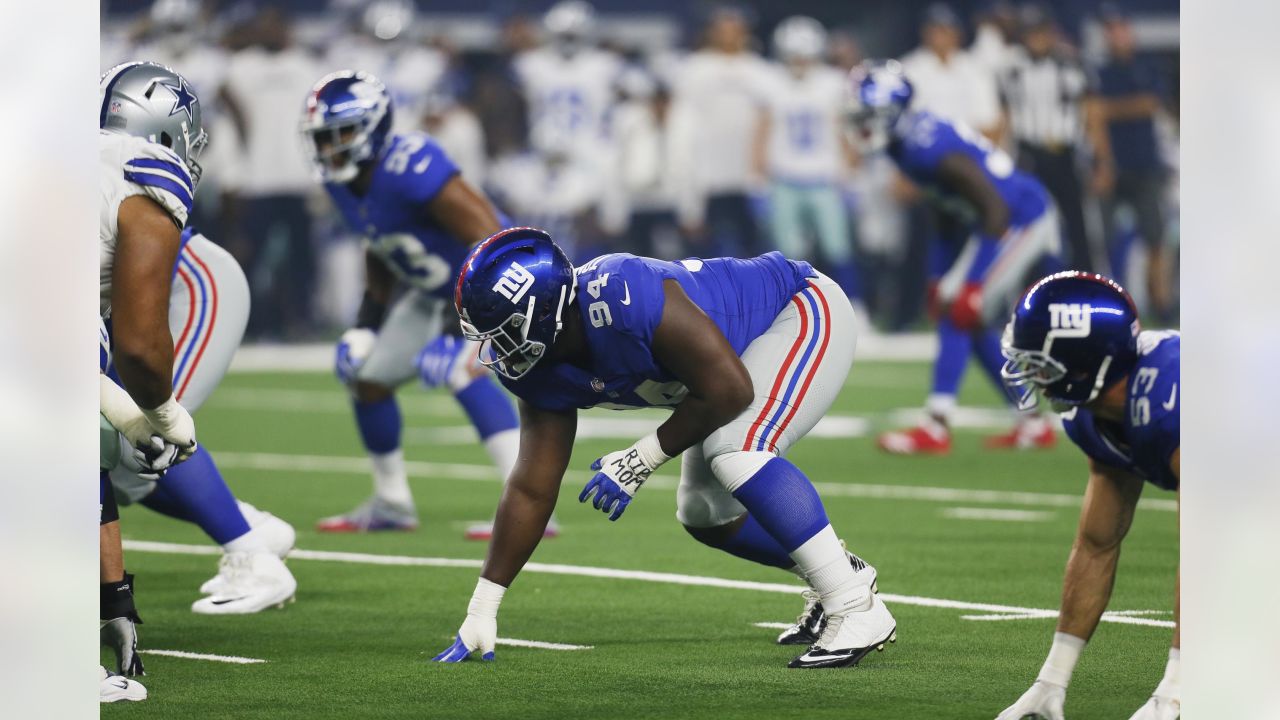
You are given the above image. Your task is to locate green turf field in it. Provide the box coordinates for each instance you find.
[102,361,1177,719]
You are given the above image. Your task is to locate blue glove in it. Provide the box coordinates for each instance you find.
[432,634,494,663]
[579,459,635,521]
[417,334,465,388]
[335,328,377,385]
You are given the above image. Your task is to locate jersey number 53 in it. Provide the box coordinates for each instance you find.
[370,233,453,292]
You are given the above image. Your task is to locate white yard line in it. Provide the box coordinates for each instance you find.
[958,612,1173,628]
[121,541,1171,630]
[141,649,267,664]
[941,507,1054,522]
[209,450,1178,513]
[497,638,593,651]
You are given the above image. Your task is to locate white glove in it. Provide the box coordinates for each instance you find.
[140,395,197,463]
[336,328,378,385]
[995,680,1066,720]
[1127,695,1179,720]
[579,433,672,521]
[101,378,194,468]
[432,578,503,662]
[117,433,180,480]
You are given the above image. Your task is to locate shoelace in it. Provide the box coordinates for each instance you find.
[814,612,845,649]
[795,590,821,626]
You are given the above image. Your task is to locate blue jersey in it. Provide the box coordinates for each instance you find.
[326,132,482,298]
[1062,331,1180,491]
[888,111,1048,228]
[501,252,816,411]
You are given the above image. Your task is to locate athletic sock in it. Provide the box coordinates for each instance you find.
[729,457,870,613]
[353,397,413,507]
[691,513,795,569]
[932,316,972,400]
[140,445,252,545]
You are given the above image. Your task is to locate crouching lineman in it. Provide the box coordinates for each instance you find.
[301,71,540,538]
[845,61,1063,454]
[434,228,895,668]
[995,272,1180,720]
[101,62,296,614]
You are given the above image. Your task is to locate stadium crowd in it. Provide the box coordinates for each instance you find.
[101,0,1180,340]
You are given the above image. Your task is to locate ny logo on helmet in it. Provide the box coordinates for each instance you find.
[493,261,535,304]
[1048,303,1091,335]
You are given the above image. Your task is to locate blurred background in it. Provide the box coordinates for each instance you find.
[101,0,1179,342]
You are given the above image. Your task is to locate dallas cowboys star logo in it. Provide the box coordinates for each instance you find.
[160,77,197,122]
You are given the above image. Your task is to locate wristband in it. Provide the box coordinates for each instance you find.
[633,432,672,473]
[1037,631,1086,688]
[141,394,186,435]
[467,577,507,619]
[355,292,387,331]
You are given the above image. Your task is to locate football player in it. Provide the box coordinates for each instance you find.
[302,71,534,538]
[434,228,895,669]
[846,60,1063,454]
[996,272,1179,720]
[101,62,297,614]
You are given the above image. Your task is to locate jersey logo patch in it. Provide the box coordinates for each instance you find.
[493,261,535,304]
[620,281,631,306]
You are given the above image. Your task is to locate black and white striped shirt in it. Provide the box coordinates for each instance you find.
[999,48,1091,149]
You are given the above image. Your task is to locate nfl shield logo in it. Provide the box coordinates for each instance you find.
[590,378,605,393]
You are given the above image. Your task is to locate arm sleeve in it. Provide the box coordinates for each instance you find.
[121,141,194,228]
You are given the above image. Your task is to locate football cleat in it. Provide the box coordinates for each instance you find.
[788,592,896,669]
[100,666,147,703]
[316,496,418,533]
[201,506,296,596]
[777,550,879,646]
[984,417,1056,450]
[191,552,297,615]
[464,517,561,541]
[877,422,951,455]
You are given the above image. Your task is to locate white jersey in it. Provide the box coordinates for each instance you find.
[513,47,621,147]
[758,64,848,184]
[100,131,193,316]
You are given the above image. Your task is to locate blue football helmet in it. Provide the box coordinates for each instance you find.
[845,59,913,153]
[1001,271,1141,411]
[300,70,393,183]
[454,227,577,380]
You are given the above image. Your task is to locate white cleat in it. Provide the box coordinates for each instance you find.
[100,666,147,703]
[788,591,896,669]
[192,552,297,615]
[777,549,878,646]
[201,508,296,596]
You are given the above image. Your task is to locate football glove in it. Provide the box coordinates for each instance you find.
[117,434,181,480]
[417,335,465,389]
[139,395,197,464]
[101,573,144,677]
[1127,695,1180,720]
[948,281,985,331]
[432,578,504,663]
[995,680,1066,720]
[335,328,378,385]
[580,435,671,522]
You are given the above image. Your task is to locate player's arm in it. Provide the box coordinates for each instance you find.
[578,280,753,521]
[996,458,1145,720]
[935,152,1010,239]
[424,176,504,247]
[434,399,576,662]
[651,280,754,454]
[111,195,182,407]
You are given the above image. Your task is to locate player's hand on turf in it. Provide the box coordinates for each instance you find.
[335,328,377,385]
[1127,694,1179,720]
[100,617,145,677]
[433,614,497,663]
[995,679,1066,720]
[580,447,656,521]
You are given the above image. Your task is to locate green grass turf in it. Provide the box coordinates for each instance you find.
[102,361,1177,719]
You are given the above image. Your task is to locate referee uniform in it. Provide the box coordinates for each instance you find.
[999,17,1098,271]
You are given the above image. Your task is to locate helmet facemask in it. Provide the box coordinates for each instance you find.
[460,283,574,381]
[1000,322,1115,411]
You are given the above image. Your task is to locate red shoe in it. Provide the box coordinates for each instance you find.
[985,418,1056,450]
[315,497,418,533]
[464,519,561,541]
[877,423,952,455]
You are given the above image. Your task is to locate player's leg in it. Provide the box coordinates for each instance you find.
[769,182,806,257]
[318,291,441,532]
[878,234,971,454]
[100,470,143,679]
[700,275,895,668]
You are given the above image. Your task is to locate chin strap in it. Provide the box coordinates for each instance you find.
[1084,355,1114,404]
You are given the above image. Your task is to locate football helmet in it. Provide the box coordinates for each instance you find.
[100,61,209,186]
[454,228,576,380]
[300,70,393,184]
[773,16,827,62]
[544,0,597,57]
[845,59,913,153]
[1001,271,1140,411]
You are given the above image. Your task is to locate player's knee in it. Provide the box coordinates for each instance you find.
[708,450,775,493]
[353,380,394,404]
[681,518,742,547]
